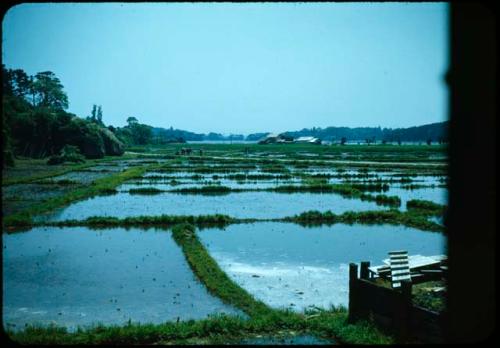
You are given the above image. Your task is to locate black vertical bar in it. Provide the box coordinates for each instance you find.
[448,3,496,343]
[360,261,370,280]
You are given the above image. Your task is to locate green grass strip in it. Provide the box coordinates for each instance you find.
[9,209,444,233]
[406,199,446,216]
[5,309,393,345]
[42,214,239,229]
[285,210,444,232]
[171,223,272,317]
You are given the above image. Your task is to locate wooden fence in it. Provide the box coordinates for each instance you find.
[348,262,445,343]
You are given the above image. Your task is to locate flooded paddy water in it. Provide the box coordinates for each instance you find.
[198,222,446,311]
[41,191,388,222]
[2,226,244,331]
[2,146,449,341]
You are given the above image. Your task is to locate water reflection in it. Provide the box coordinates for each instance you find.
[3,227,244,331]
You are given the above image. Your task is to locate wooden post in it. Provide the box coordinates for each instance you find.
[396,279,413,342]
[348,263,359,323]
[360,261,370,280]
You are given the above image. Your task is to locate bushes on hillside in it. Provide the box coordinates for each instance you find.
[47,145,86,165]
[2,65,125,161]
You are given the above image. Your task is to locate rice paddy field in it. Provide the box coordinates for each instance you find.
[2,143,448,344]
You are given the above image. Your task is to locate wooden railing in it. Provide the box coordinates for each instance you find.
[348,262,445,343]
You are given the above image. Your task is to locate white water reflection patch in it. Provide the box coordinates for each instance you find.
[199,222,446,311]
[215,255,349,311]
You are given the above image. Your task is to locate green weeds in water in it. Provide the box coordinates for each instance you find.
[172,185,234,195]
[360,194,401,207]
[128,187,164,195]
[407,199,446,216]
[286,210,444,232]
[44,214,237,229]
[34,179,80,185]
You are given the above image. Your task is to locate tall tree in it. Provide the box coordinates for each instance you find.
[11,69,32,98]
[126,116,139,126]
[32,71,69,110]
[97,105,103,125]
[90,104,97,121]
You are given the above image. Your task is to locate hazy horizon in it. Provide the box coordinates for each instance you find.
[2,2,449,134]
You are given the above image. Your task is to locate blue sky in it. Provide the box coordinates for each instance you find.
[2,2,449,134]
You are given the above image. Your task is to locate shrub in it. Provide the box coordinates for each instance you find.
[47,145,85,165]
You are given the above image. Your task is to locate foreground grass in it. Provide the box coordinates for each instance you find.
[6,310,393,345]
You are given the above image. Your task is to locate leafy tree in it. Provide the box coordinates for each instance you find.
[2,107,15,167]
[89,104,97,122]
[32,71,68,110]
[3,65,124,160]
[2,64,14,96]
[9,68,32,98]
[97,105,103,125]
[131,124,153,145]
[47,144,85,165]
[117,117,152,145]
[127,116,139,126]
[87,104,104,126]
[340,137,347,145]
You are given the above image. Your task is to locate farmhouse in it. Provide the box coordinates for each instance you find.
[294,136,322,144]
[258,133,294,144]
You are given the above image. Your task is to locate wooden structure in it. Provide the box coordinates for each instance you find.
[368,254,447,285]
[349,259,446,343]
[389,250,411,288]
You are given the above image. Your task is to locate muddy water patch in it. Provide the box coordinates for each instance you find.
[2,227,244,331]
[198,222,446,311]
[51,171,112,185]
[2,184,78,216]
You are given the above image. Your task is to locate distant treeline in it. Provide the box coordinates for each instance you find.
[152,123,449,143]
[280,122,448,144]
[151,128,246,142]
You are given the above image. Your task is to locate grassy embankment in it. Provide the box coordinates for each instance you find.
[23,209,444,233]
[406,199,447,216]
[285,210,445,233]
